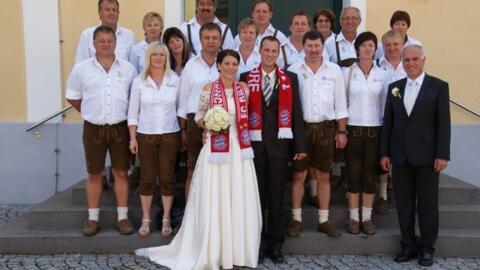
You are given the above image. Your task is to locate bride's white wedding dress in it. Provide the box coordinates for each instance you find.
[136,87,262,270]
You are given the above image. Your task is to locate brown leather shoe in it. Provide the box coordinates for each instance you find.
[317,221,341,237]
[362,220,376,235]
[374,198,388,215]
[83,220,100,236]
[117,219,133,235]
[347,219,360,234]
[287,220,302,237]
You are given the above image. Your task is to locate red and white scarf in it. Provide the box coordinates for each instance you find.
[209,79,254,163]
[246,64,293,141]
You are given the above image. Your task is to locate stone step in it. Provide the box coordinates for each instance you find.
[70,174,480,206]
[27,200,480,231]
[1,215,479,257]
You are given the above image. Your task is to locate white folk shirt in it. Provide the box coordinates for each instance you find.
[75,25,136,64]
[344,63,389,127]
[288,59,348,122]
[66,58,137,125]
[235,46,261,79]
[179,54,219,118]
[404,72,426,116]
[180,16,235,55]
[277,38,329,69]
[378,56,406,84]
[129,40,149,73]
[234,23,287,49]
[324,31,357,66]
[127,72,181,134]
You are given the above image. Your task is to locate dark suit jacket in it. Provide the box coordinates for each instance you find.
[240,70,307,159]
[379,74,451,166]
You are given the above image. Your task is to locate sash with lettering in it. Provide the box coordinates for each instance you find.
[209,79,254,163]
[246,64,293,141]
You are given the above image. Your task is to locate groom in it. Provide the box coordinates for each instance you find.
[240,36,307,263]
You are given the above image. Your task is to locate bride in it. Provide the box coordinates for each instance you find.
[136,49,262,269]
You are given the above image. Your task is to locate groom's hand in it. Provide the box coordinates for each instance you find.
[293,153,307,160]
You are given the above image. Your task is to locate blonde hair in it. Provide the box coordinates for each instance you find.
[142,12,164,36]
[141,42,173,80]
[237,18,259,36]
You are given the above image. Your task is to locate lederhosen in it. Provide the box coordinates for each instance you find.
[187,23,230,55]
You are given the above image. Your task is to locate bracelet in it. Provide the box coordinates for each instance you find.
[337,130,348,135]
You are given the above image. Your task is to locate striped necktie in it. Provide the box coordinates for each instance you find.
[263,74,272,105]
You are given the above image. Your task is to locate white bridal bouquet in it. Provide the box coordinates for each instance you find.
[204,106,230,132]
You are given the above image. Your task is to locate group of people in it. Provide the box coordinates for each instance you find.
[66,0,451,269]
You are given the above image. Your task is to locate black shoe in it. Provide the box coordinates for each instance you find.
[258,242,268,264]
[418,252,434,267]
[270,249,285,264]
[394,249,417,263]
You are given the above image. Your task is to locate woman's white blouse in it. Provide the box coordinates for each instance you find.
[128,72,182,134]
[344,63,390,127]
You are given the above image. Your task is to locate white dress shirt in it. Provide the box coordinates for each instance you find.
[404,72,426,116]
[235,46,261,79]
[129,40,149,73]
[179,16,235,55]
[128,72,181,134]
[234,23,287,49]
[178,54,219,119]
[277,38,329,69]
[377,56,406,84]
[324,31,357,65]
[66,57,137,125]
[344,63,389,126]
[288,59,348,122]
[75,25,136,64]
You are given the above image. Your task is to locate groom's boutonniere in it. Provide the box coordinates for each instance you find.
[392,87,401,98]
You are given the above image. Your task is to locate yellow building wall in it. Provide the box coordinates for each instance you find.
[367,0,480,123]
[59,0,164,122]
[0,1,27,121]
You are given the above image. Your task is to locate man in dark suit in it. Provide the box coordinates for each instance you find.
[240,36,307,263]
[380,44,451,267]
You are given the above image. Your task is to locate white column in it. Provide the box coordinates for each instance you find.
[343,0,367,33]
[164,0,185,28]
[23,0,62,122]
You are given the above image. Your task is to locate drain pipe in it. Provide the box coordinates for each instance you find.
[54,121,60,194]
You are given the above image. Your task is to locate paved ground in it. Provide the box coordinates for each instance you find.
[1,205,480,270]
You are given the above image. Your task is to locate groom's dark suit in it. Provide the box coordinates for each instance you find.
[380,73,451,254]
[240,70,306,253]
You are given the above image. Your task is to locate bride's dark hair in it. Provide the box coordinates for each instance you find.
[216,49,240,66]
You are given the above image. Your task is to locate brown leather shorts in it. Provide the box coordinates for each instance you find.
[293,121,336,173]
[82,121,131,174]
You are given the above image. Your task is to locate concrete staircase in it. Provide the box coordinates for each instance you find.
[1,174,479,256]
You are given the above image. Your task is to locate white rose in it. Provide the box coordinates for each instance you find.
[205,106,230,132]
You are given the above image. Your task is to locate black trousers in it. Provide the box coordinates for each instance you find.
[392,163,439,254]
[253,150,289,250]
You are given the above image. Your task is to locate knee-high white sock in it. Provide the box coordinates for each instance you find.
[292,208,302,222]
[309,179,317,197]
[88,208,100,221]
[362,207,373,222]
[318,209,329,223]
[349,208,359,221]
[379,183,388,200]
[117,207,128,221]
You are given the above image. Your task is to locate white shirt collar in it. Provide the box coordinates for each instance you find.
[336,31,357,43]
[262,68,276,80]
[407,72,426,86]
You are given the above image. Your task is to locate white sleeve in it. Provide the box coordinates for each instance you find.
[75,31,90,64]
[221,28,236,50]
[127,78,141,126]
[334,67,348,119]
[65,66,82,100]
[178,67,190,119]
[129,46,140,73]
